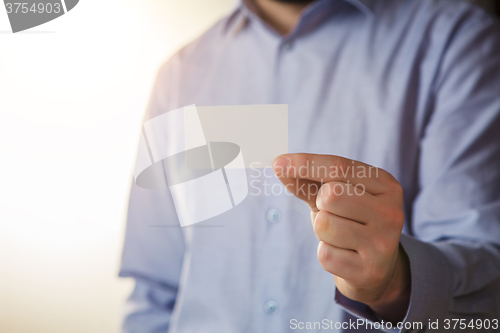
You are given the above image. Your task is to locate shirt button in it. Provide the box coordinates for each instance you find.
[282,40,293,51]
[266,208,282,223]
[263,300,279,315]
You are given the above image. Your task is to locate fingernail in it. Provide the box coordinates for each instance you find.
[273,157,290,175]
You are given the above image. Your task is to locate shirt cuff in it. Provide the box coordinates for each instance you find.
[398,233,454,331]
[335,289,400,333]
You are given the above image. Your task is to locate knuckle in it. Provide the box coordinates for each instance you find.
[384,205,405,227]
[375,203,405,228]
[390,208,405,226]
[387,178,403,195]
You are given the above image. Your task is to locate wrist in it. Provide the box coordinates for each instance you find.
[367,244,411,323]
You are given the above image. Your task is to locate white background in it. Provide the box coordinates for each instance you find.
[0,1,234,332]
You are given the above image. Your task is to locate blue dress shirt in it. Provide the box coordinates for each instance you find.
[119,0,500,332]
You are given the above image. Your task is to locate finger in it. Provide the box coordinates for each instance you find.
[313,210,364,251]
[310,210,318,225]
[273,153,392,195]
[317,241,361,280]
[316,182,378,224]
[278,177,322,211]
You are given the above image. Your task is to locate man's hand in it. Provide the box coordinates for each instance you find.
[273,153,411,323]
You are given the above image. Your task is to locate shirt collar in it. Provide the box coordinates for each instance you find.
[224,0,374,36]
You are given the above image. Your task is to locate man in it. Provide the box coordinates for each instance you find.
[119,0,500,332]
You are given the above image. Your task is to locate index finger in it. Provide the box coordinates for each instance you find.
[273,153,390,195]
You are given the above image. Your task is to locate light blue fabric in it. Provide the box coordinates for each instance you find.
[119,0,500,332]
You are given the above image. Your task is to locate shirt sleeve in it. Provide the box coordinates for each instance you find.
[400,10,500,332]
[119,58,186,333]
[337,9,500,333]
